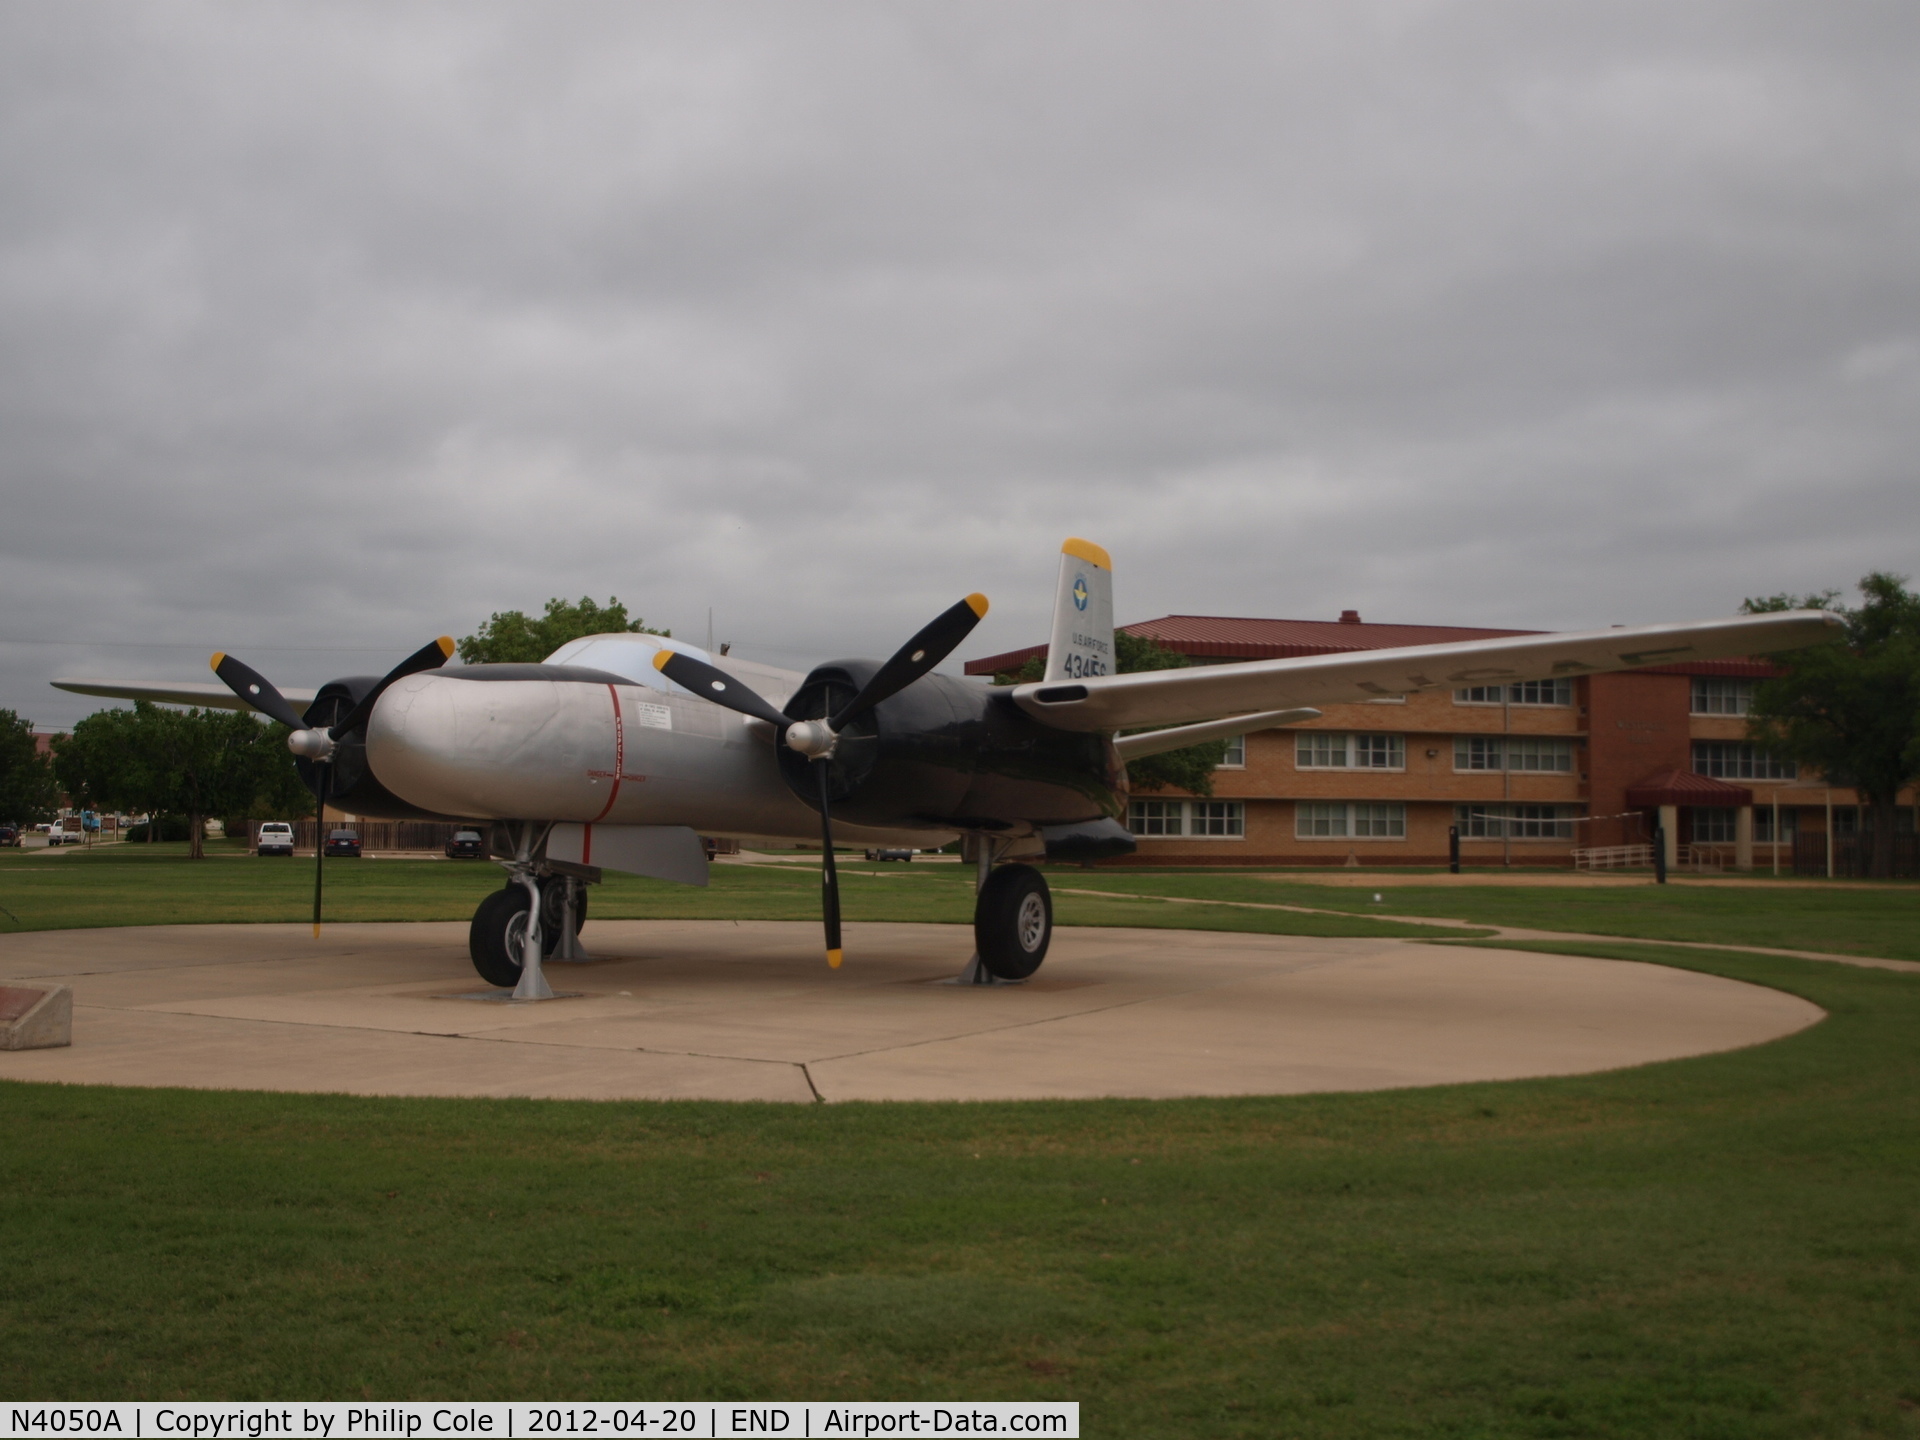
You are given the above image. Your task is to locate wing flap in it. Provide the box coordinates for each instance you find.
[1012,610,1842,732]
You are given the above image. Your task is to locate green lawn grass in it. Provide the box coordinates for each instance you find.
[2,943,1916,1433]
[0,843,1470,942]
[1061,869,1920,962]
[4,849,1918,1432]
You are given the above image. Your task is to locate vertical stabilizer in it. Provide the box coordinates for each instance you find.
[1044,538,1115,681]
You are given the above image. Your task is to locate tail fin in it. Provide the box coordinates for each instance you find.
[1044,538,1115,681]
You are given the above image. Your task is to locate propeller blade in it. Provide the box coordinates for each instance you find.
[209,652,308,731]
[311,763,329,939]
[328,636,456,739]
[828,594,988,730]
[816,761,842,969]
[651,649,792,729]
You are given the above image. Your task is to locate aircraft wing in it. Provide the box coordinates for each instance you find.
[1010,610,1843,733]
[50,677,320,713]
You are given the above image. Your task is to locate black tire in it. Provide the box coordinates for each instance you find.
[974,863,1051,980]
[470,886,532,987]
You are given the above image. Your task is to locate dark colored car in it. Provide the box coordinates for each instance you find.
[864,847,917,862]
[445,829,485,859]
[324,829,362,858]
[0,824,18,847]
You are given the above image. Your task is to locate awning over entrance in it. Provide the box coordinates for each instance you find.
[1624,767,1754,809]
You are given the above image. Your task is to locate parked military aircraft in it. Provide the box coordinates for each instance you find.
[54,540,1841,999]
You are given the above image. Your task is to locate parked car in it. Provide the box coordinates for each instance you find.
[864,848,917,862]
[445,829,486,859]
[256,822,295,857]
[324,829,362,858]
[0,825,18,847]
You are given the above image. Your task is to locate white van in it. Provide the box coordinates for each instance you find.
[257,822,295,857]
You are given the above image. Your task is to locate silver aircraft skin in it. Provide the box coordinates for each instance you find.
[368,636,953,850]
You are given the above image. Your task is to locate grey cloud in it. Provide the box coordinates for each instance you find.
[3,1,1916,727]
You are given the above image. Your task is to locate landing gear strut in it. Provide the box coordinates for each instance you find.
[466,823,590,994]
[954,839,1052,983]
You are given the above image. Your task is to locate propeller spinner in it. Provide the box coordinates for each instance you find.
[652,593,988,967]
[211,637,455,935]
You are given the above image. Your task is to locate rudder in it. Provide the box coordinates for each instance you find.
[1045,538,1114,681]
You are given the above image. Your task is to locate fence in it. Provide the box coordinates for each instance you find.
[1571,844,1654,871]
[1793,832,1920,879]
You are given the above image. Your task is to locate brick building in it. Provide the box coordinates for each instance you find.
[967,613,1916,869]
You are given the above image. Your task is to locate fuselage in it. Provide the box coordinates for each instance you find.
[356,633,1124,847]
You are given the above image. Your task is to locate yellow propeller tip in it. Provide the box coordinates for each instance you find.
[827,948,844,969]
[965,593,989,618]
[436,636,456,658]
[652,649,674,671]
[210,652,226,671]
[312,924,321,939]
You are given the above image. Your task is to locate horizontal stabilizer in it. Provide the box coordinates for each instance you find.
[1114,708,1322,761]
[1012,610,1843,733]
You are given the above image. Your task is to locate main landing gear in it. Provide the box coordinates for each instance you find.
[956,840,1053,983]
[468,824,591,996]
[468,878,588,990]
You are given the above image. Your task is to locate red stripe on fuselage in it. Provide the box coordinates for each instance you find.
[591,685,624,823]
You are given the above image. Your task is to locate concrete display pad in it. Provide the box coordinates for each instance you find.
[0,921,1819,1103]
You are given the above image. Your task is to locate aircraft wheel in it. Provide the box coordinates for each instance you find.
[469,883,568,987]
[974,863,1051,980]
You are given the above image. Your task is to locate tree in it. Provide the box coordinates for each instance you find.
[0,709,61,827]
[995,630,1231,796]
[55,704,304,857]
[1744,573,1920,878]
[457,597,666,665]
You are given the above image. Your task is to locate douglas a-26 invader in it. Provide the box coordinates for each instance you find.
[56,540,1841,999]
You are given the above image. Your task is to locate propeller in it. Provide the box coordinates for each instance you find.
[211,637,456,936]
[652,593,988,968]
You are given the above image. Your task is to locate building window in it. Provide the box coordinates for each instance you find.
[1297,802,1406,839]
[1689,807,1737,843]
[1351,803,1406,838]
[1691,741,1797,781]
[1453,803,1581,840]
[1453,679,1572,707]
[1295,802,1348,838]
[1691,678,1756,716]
[1833,806,1858,837]
[1219,735,1245,768]
[1128,799,1184,837]
[1189,801,1245,837]
[1296,732,1405,770]
[1128,799,1244,838]
[1452,736,1574,773]
[1297,732,1344,769]
[1755,807,1798,843]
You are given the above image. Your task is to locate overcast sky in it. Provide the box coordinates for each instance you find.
[4,2,1916,727]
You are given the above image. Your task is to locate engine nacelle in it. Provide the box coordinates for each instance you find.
[775,662,1127,833]
[295,676,461,820]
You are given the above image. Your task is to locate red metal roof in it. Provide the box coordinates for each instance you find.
[1623,768,1754,808]
[964,613,1781,679]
